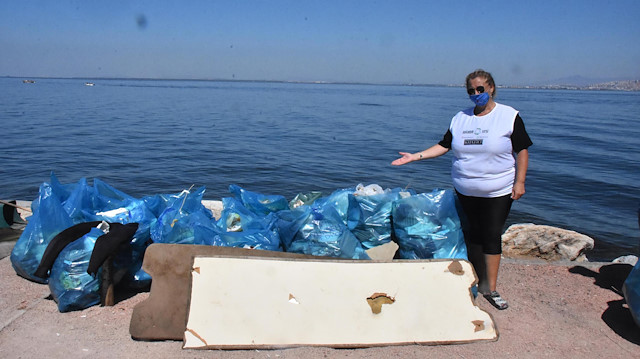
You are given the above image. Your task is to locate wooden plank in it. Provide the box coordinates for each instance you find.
[183,257,497,349]
[100,256,115,306]
[129,244,315,340]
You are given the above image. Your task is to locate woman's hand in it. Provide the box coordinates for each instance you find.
[511,182,525,200]
[512,149,529,200]
[391,152,415,166]
[392,145,448,166]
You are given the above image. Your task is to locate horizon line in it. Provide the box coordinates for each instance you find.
[4,75,639,91]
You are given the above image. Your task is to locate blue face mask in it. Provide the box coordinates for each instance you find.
[469,92,490,106]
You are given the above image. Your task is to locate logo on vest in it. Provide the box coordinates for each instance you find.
[464,139,483,145]
[462,128,488,135]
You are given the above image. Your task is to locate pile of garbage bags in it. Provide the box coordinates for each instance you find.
[11,173,467,312]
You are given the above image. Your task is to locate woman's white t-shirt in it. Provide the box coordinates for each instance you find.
[447,103,520,197]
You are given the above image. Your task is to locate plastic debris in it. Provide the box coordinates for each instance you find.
[11,176,469,312]
[392,189,467,260]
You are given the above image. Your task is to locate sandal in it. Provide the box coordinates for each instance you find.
[484,291,509,310]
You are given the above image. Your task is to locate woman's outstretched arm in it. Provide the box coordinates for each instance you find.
[391,144,449,166]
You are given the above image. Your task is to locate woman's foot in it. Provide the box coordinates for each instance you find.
[484,291,509,310]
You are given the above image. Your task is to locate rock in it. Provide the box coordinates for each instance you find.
[201,200,223,220]
[612,255,638,266]
[502,223,594,262]
[365,241,399,261]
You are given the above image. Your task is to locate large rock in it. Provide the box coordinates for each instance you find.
[613,255,638,266]
[501,223,594,262]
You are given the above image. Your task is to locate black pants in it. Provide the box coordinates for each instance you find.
[455,191,513,255]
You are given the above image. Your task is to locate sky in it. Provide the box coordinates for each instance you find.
[1,0,639,85]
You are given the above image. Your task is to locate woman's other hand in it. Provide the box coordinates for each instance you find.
[511,181,525,200]
[512,149,529,200]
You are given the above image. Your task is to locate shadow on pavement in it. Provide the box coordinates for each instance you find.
[570,263,640,345]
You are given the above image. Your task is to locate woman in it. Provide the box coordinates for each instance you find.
[392,69,532,310]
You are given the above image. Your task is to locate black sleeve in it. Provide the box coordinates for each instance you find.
[438,129,452,149]
[511,114,532,153]
[34,221,102,279]
[87,222,139,276]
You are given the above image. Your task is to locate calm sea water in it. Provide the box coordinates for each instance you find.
[1,77,639,260]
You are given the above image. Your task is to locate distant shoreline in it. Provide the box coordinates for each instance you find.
[5,76,640,92]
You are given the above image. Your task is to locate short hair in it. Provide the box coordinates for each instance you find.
[466,69,496,98]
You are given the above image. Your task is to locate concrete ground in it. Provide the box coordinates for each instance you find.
[1,249,638,358]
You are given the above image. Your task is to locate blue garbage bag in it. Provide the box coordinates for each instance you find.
[623,260,640,327]
[276,206,313,249]
[86,197,153,226]
[216,197,272,232]
[196,219,281,251]
[48,227,104,312]
[141,191,189,281]
[202,197,282,251]
[79,180,156,289]
[49,172,75,201]
[91,178,139,210]
[53,176,139,224]
[10,180,75,283]
[312,187,362,230]
[352,188,410,249]
[392,189,467,260]
[150,186,215,245]
[62,177,94,222]
[11,173,155,284]
[285,206,370,259]
[142,193,176,218]
[228,184,289,216]
[129,193,178,287]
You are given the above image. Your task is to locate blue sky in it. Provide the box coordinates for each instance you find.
[1,1,639,85]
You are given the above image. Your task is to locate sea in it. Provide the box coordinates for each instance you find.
[1,77,639,261]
